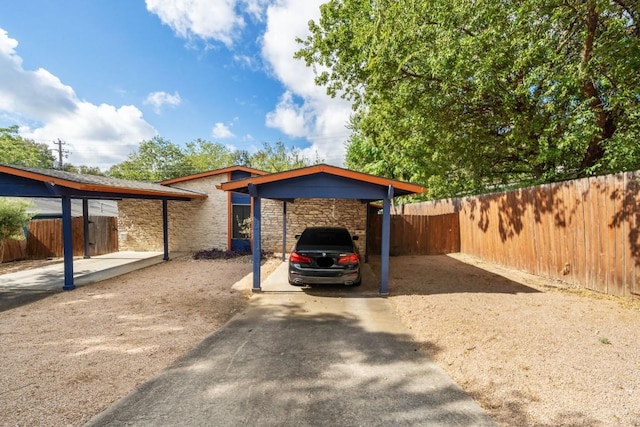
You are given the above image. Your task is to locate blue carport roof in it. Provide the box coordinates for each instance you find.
[218,163,426,200]
[0,164,207,200]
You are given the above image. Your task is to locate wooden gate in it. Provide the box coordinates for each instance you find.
[25,216,118,258]
[368,213,460,255]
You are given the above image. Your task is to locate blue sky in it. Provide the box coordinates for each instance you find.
[0,1,353,170]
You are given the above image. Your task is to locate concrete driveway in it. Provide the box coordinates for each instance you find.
[86,262,495,427]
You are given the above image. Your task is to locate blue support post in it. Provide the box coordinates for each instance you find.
[252,196,262,292]
[82,199,90,259]
[379,186,394,295]
[61,196,75,290]
[281,201,287,261]
[162,200,169,261]
[365,202,370,263]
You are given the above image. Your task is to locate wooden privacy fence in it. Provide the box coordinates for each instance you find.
[25,216,118,259]
[0,239,27,263]
[368,213,460,256]
[399,170,640,298]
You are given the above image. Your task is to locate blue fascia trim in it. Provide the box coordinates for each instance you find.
[245,174,404,201]
[252,197,262,292]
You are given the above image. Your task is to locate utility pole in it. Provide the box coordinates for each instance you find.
[52,138,70,169]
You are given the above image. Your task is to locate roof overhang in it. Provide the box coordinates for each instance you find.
[160,165,268,185]
[218,164,426,201]
[0,164,207,201]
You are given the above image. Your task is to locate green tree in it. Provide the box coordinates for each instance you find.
[232,149,251,167]
[0,126,56,168]
[61,164,106,176]
[183,138,237,172]
[107,137,321,180]
[245,141,320,172]
[107,136,193,181]
[0,198,33,263]
[296,0,640,198]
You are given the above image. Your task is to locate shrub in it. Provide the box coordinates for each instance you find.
[0,198,33,263]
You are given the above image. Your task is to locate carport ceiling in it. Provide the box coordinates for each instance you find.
[218,163,425,200]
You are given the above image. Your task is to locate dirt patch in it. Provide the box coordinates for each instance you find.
[0,255,280,426]
[383,253,640,427]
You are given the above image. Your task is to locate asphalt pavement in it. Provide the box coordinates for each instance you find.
[86,262,495,427]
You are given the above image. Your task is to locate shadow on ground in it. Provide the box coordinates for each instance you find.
[299,254,539,299]
[368,255,541,296]
[0,290,58,312]
[88,299,495,426]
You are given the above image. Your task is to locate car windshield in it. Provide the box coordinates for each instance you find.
[298,228,352,248]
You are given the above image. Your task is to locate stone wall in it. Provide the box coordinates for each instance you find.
[118,174,229,252]
[261,198,368,256]
[117,199,164,251]
[119,183,368,256]
[167,175,228,251]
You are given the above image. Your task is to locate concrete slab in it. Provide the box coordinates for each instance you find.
[235,259,381,296]
[0,251,166,292]
[86,262,495,427]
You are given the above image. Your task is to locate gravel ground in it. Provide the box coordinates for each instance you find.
[0,255,280,426]
[385,253,640,427]
[1,253,639,426]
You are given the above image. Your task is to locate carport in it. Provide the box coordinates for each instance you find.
[0,164,206,290]
[219,164,425,294]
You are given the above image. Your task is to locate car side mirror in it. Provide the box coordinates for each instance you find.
[295,234,301,239]
[352,235,359,241]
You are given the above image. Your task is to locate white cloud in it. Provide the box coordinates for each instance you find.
[233,54,259,70]
[265,91,309,137]
[145,0,245,47]
[0,29,156,170]
[212,122,234,138]
[144,91,182,114]
[143,1,353,166]
[23,103,156,169]
[242,0,270,20]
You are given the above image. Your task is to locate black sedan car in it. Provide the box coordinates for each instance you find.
[288,226,361,286]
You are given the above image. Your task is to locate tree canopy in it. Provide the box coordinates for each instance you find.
[296,0,640,198]
[107,137,320,181]
[0,126,56,169]
[243,141,317,172]
[183,138,238,173]
[108,136,194,181]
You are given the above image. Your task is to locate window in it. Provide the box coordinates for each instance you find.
[232,205,251,239]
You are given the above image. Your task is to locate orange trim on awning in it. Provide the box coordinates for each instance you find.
[161,166,268,185]
[0,165,207,200]
[218,163,426,195]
